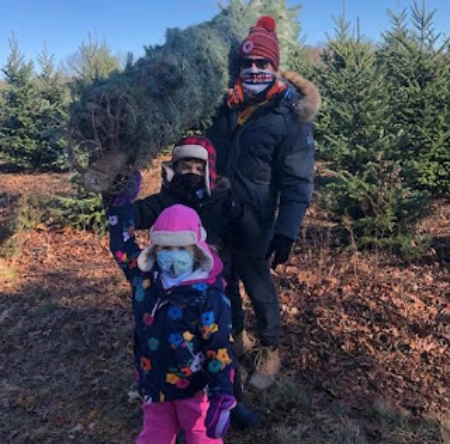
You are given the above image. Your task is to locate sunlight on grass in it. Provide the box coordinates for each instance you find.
[0,261,15,281]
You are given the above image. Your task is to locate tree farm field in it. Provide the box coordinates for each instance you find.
[0,160,449,444]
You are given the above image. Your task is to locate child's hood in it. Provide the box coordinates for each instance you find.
[137,204,217,274]
[183,247,223,287]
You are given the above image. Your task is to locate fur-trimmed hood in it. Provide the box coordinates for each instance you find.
[280,71,321,123]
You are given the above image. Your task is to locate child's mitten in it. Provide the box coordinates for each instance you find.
[111,171,142,206]
[205,393,237,439]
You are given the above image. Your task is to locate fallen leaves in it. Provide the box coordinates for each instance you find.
[1,166,449,443]
[276,249,450,419]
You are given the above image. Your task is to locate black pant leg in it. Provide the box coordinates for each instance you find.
[233,363,244,402]
[225,266,245,335]
[234,255,280,347]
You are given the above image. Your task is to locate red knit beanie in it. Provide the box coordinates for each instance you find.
[240,16,280,71]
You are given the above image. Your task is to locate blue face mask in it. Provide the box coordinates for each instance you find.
[156,249,194,278]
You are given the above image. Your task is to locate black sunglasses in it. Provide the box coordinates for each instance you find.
[240,58,271,69]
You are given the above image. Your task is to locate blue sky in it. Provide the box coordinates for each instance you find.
[0,0,449,75]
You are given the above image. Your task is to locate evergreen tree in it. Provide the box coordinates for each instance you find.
[270,1,319,79]
[65,34,120,84]
[378,1,450,195]
[64,33,121,103]
[316,17,391,169]
[68,0,303,193]
[315,16,428,254]
[0,36,40,168]
[0,83,5,157]
[35,46,69,169]
[286,44,320,81]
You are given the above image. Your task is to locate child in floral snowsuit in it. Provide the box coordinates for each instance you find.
[108,201,236,443]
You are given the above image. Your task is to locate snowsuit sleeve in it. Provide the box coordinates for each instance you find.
[273,120,315,240]
[107,201,142,283]
[199,289,234,398]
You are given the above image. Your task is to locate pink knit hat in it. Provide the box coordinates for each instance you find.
[137,204,214,273]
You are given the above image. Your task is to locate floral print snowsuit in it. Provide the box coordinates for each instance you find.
[108,202,234,404]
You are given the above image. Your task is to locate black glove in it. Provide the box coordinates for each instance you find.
[222,195,244,221]
[266,234,294,269]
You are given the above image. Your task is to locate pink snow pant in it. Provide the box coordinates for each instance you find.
[136,393,222,444]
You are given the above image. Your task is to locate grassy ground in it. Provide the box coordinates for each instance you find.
[0,162,449,443]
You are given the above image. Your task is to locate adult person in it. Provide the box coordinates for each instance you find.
[206,15,321,390]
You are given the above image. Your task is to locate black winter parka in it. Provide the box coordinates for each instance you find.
[207,72,321,257]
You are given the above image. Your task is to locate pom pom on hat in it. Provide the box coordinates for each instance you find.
[256,16,276,32]
[240,15,280,71]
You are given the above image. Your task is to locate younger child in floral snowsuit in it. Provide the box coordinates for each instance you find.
[108,201,236,443]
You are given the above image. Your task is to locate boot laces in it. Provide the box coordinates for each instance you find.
[254,346,272,372]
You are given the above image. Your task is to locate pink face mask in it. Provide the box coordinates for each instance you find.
[240,67,276,95]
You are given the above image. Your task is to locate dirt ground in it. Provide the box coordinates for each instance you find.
[0,162,449,444]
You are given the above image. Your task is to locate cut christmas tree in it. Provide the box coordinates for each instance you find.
[68,0,302,193]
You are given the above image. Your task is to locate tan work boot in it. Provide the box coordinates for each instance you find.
[248,346,280,391]
[233,329,256,358]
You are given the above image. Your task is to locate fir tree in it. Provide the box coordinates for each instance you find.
[0,83,5,157]
[378,1,450,195]
[315,16,428,254]
[0,36,40,168]
[68,0,304,193]
[316,16,391,170]
[65,34,121,86]
[35,46,69,169]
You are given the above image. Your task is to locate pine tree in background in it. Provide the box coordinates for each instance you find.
[286,43,320,82]
[275,1,320,81]
[0,36,40,168]
[315,17,429,255]
[315,17,391,169]
[378,1,450,195]
[35,47,69,169]
[0,39,70,170]
[64,34,121,96]
[0,85,5,155]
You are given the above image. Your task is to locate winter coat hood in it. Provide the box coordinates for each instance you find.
[280,70,321,123]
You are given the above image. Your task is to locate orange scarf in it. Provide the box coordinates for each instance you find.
[227,77,287,108]
[227,77,287,127]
